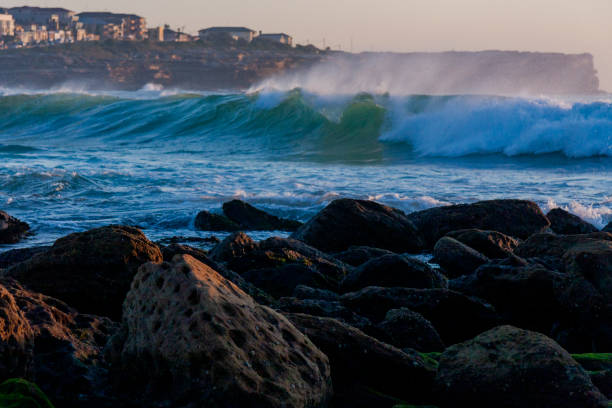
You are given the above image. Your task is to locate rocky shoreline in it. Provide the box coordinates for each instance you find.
[0,198,611,407]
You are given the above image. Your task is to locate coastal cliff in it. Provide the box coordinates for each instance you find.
[0,41,601,94]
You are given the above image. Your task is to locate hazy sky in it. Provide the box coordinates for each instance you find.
[4,0,612,90]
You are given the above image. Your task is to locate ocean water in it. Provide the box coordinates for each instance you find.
[0,86,611,249]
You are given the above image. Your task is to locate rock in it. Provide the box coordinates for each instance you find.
[0,246,50,270]
[209,231,257,262]
[0,278,117,407]
[590,370,612,399]
[291,198,425,253]
[110,255,332,408]
[333,246,395,267]
[573,353,612,372]
[214,236,351,284]
[547,208,599,235]
[222,200,302,231]
[194,210,240,231]
[276,297,371,330]
[432,237,490,278]
[449,262,565,334]
[434,325,608,408]
[445,229,519,259]
[341,254,447,292]
[285,313,437,407]
[292,285,339,301]
[0,379,54,408]
[5,225,163,319]
[341,287,500,346]
[243,264,336,298]
[377,308,445,352]
[407,199,550,248]
[563,240,612,298]
[515,232,612,259]
[162,242,273,305]
[604,222,612,233]
[0,211,30,245]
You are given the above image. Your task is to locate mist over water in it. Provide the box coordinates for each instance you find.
[0,81,610,249]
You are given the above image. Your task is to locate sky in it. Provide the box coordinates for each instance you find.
[3,0,612,90]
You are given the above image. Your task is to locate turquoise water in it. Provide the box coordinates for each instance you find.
[1,87,611,248]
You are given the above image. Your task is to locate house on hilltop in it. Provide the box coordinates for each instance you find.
[77,12,147,40]
[0,12,14,36]
[258,33,293,46]
[8,6,76,27]
[198,27,256,42]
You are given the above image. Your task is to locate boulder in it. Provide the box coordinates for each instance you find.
[0,247,49,270]
[285,313,437,407]
[222,200,302,231]
[194,210,240,231]
[276,297,371,330]
[432,237,490,278]
[292,285,339,301]
[291,198,425,253]
[0,212,30,245]
[407,199,550,248]
[0,379,54,408]
[209,231,257,262]
[547,208,599,235]
[435,325,608,408]
[341,287,500,346]
[515,232,612,259]
[242,264,336,298]
[563,240,612,298]
[445,229,519,259]
[377,308,445,352]
[590,370,612,399]
[5,225,163,319]
[333,246,395,267]
[341,254,447,292]
[0,278,117,407]
[110,255,332,408]
[604,222,612,233]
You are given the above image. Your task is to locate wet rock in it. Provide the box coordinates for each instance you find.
[292,285,339,301]
[194,210,240,231]
[435,325,608,408]
[341,254,447,292]
[243,264,336,298]
[341,287,500,346]
[291,198,425,253]
[547,208,599,235]
[5,225,163,319]
[445,229,519,259]
[563,240,612,298]
[109,255,332,408]
[590,370,612,399]
[515,232,612,259]
[209,231,257,262]
[0,246,49,270]
[408,199,550,248]
[573,353,612,372]
[222,199,302,231]
[0,211,30,244]
[285,313,437,407]
[433,237,490,278]
[0,277,117,407]
[276,297,371,329]
[377,308,445,352]
[333,246,395,267]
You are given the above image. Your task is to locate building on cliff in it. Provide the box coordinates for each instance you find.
[258,33,293,46]
[198,27,256,42]
[77,12,147,40]
[0,12,14,36]
[8,6,76,27]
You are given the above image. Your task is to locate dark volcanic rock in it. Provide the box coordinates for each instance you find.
[515,232,612,259]
[547,208,599,235]
[435,325,608,408]
[286,313,437,407]
[276,297,371,329]
[194,210,240,231]
[446,229,519,259]
[563,240,612,298]
[333,246,395,267]
[110,255,332,408]
[0,277,117,407]
[0,246,49,269]
[341,254,447,292]
[209,231,257,262]
[407,199,550,248]
[243,264,336,298]
[377,308,445,352]
[590,370,612,399]
[341,287,500,345]
[222,199,302,231]
[433,237,490,278]
[5,225,163,319]
[291,198,425,253]
[0,211,30,244]
[292,285,339,301]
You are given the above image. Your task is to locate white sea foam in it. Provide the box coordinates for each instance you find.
[543,199,612,229]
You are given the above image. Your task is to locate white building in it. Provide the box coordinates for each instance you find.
[258,33,293,46]
[0,13,15,36]
[198,27,256,42]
